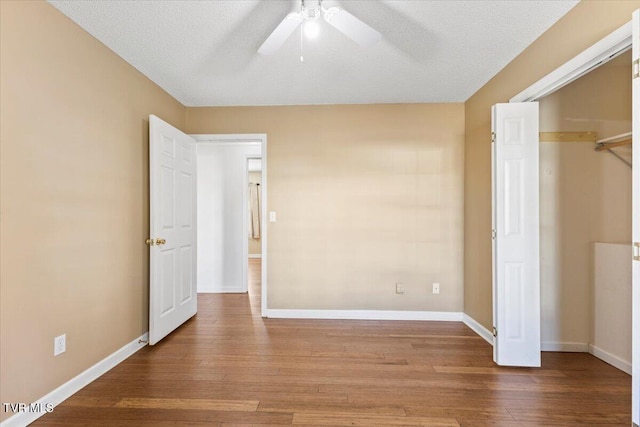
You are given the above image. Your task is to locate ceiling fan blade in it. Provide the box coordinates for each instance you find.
[258,12,303,55]
[323,7,381,48]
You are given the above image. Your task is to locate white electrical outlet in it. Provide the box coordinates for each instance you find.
[269,211,277,222]
[54,334,66,356]
[432,283,440,294]
[395,282,405,294]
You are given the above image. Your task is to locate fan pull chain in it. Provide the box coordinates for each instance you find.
[300,21,304,62]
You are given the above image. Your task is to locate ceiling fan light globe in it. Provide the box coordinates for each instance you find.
[304,20,320,39]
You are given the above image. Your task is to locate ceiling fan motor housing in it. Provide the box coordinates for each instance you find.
[302,0,322,20]
[258,0,381,55]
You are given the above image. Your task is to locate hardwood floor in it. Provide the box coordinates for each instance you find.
[35,259,631,426]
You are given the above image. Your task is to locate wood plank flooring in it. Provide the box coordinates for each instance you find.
[34,259,631,426]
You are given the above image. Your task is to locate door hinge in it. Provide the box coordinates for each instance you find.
[491,132,496,143]
[491,229,497,240]
[633,59,640,79]
[492,327,497,337]
[634,242,640,262]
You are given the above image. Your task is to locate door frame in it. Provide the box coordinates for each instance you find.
[510,21,632,103]
[192,134,268,317]
[503,19,632,345]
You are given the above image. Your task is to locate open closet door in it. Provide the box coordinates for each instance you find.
[492,102,541,367]
[632,9,639,426]
[148,115,197,345]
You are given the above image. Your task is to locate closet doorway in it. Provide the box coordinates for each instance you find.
[496,11,638,423]
[537,49,632,372]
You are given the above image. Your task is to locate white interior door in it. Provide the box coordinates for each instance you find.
[631,9,639,425]
[492,102,541,367]
[149,115,197,345]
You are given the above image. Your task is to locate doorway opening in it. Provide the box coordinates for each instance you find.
[247,157,262,264]
[195,134,267,316]
[493,20,634,366]
[247,157,262,300]
[537,49,632,373]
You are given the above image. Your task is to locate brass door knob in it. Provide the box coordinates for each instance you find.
[145,238,155,246]
[155,238,166,246]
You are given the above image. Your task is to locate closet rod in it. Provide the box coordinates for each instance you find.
[596,131,632,144]
[594,131,633,168]
[594,138,632,152]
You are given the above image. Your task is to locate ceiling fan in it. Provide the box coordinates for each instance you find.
[258,0,382,55]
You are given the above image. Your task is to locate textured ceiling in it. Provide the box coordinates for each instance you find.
[49,0,578,107]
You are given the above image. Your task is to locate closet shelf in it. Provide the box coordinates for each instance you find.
[539,131,597,142]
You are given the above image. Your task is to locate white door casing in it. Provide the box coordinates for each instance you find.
[492,102,541,367]
[149,115,197,345]
[632,8,639,425]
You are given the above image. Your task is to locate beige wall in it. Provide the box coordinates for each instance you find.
[539,57,631,346]
[249,171,262,256]
[187,104,465,311]
[463,0,638,330]
[0,1,185,419]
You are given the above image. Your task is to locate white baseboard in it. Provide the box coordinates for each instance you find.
[265,309,463,322]
[541,342,589,352]
[197,288,246,293]
[0,333,148,427]
[460,316,594,354]
[248,254,262,259]
[588,344,632,375]
[462,314,493,345]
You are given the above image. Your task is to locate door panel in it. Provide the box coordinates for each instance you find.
[492,102,541,367]
[161,166,175,228]
[180,246,193,303]
[149,115,197,345]
[504,159,523,236]
[504,263,524,340]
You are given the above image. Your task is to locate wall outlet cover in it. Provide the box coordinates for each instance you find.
[54,334,66,356]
